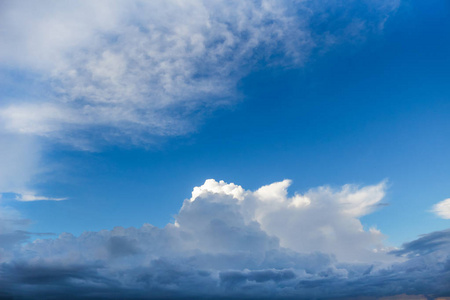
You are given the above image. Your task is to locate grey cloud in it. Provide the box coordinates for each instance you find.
[219,269,297,289]
[0,230,29,250]
[391,229,450,258]
[0,205,32,261]
[2,179,450,299]
[0,262,124,299]
[107,236,141,258]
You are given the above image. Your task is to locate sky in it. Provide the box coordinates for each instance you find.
[0,0,450,299]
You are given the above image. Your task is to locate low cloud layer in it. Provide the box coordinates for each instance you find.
[1,179,449,299]
[0,0,399,147]
[0,203,32,263]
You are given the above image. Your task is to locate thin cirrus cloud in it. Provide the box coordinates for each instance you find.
[432,198,450,219]
[1,179,450,299]
[0,134,63,201]
[14,194,67,202]
[0,0,400,148]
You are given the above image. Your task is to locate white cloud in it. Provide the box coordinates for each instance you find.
[15,194,66,202]
[189,179,391,262]
[2,179,450,298]
[0,134,40,194]
[431,198,450,219]
[9,179,393,264]
[0,0,399,147]
[190,179,246,202]
[0,134,64,201]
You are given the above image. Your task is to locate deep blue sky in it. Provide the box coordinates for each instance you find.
[6,0,447,247]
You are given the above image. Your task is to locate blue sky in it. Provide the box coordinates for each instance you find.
[1,0,450,298]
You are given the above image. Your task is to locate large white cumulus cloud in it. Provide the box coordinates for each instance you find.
[186,179,390,262]
[9,179,391,264]
[0,0,399,147]
[5,178,449,299]
[1,179,450,298]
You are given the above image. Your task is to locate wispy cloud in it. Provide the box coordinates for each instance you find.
[0,134,64,201]
[431,198,450,219]
[0,134,40,193]
[0,134,50,199]
[0,0,399,148]
[14,194,66,202]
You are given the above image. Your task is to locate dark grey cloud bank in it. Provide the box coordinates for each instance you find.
[1,180,449,299]
[2,231,450,299]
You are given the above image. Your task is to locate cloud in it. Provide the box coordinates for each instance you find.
[0,133,65,201]
[186,179,391,262]
[14,194,67,202]
[0,0,399,148]
[432,198,450,219]
[0,197,54,260]
[1,179,450,298]
[0,134,41,194]
[0,204,32,263]
[0,133,63,201]
[9,179,450,299]
[391,228,450,258]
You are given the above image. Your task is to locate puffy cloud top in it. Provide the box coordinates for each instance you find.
[1,179,450,298]
[188,179,389,262]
